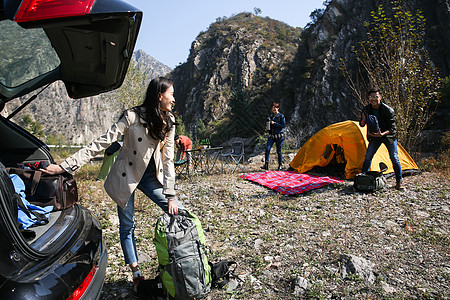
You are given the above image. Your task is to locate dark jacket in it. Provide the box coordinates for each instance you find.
[361,101,397,144]
[269,112,286,136]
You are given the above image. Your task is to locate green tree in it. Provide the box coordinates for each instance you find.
[46,133,66,147]
[309,8,325,24]
[175,114,187,136]
[21,114,33,127]
[46,134,57,145]
[110,59,146,111]
[20,114,44,138]
[253,7,262,16]
[197,119,207,142]
[342,2,441,151]
[230,88,248,120]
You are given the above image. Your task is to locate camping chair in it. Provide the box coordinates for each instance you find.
[175,159,189,179]
[220,141,245,173]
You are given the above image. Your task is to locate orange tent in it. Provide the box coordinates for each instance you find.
[289,121,419,179]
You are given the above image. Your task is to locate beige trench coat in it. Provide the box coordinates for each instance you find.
[60,108,176,208]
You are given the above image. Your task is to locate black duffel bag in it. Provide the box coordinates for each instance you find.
[8,167,78,211]
[354,162,388,192]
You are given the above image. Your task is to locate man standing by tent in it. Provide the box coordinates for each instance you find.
[359,88,403,190]
[261,102,286,171]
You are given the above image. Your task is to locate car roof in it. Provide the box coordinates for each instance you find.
[0,0,142,106]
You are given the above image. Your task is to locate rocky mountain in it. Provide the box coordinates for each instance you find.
[170,0,449,149]
[170,13,302,144]
[134,49,172,80]
[2,52,172,144]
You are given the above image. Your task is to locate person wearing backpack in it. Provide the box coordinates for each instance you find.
[42,77,184,292]
[359,88,403,190]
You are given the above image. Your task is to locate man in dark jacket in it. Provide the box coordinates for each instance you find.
[261,102,286,171]
[359,88,403,190]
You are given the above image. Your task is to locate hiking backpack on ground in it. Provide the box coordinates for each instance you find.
[153,210,211,300]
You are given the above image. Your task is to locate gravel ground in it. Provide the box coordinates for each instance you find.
[76,159,449,299]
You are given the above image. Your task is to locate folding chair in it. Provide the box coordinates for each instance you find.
[220,141,245,173]
[174,160,189,179]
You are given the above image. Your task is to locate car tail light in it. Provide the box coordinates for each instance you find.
[14,0,95,22]
[66,264,98,300]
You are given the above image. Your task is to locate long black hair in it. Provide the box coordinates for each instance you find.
[136,77,175,140]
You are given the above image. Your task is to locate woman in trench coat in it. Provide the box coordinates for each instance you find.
[43,77,183,291]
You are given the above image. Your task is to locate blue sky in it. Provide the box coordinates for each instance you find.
[124,0,326,68]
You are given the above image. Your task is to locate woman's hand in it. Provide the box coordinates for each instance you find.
[41,164,65,175]
[168,198,178,215]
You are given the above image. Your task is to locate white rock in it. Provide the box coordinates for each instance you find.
[226,279,239,293]
[381,281,396,293]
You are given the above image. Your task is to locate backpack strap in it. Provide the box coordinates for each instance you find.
[29,170,42,196]
[16,191,49,226]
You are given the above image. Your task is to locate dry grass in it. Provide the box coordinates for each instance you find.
[75,159,449,299]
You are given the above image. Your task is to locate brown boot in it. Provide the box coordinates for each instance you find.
[395,181,404,190]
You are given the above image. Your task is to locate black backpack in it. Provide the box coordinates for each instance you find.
[354,162,388,192]
[209,260,237,288]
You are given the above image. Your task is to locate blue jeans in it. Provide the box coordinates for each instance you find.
[362,139,402,183]
[265,137,284,165]
[117,165,184,265]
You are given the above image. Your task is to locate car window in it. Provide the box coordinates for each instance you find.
[0,20,60,88]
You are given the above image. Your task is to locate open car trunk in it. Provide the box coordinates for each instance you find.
[0,0,141,297]
[0,115,106,299]
[0,115,82,251]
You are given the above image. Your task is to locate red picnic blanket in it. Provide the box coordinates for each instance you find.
[240,171,344,195]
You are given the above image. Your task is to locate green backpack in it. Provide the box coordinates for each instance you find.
[153,210,211,299]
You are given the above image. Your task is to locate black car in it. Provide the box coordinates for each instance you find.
[0,0,142,298]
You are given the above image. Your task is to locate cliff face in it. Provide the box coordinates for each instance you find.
[170,13,302,139]
[2,82,115,144]
[134,49,172,80]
